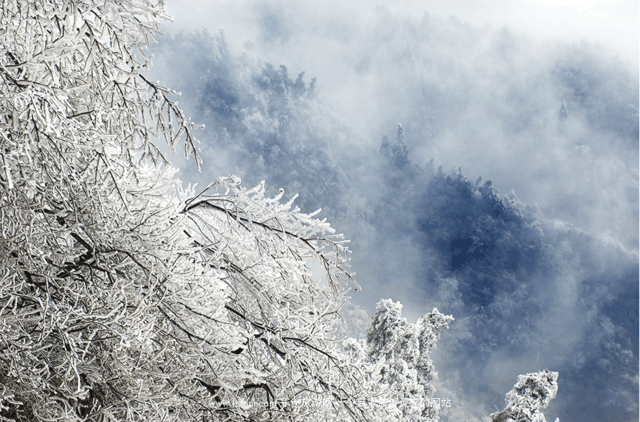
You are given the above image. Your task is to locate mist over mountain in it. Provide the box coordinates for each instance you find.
[373,130,638,421]
[146,5,638,421]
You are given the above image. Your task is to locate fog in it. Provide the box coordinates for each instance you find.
[146,1,639,421]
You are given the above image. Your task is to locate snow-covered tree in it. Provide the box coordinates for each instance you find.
[0,1,389,420]
[364,299,454,422]
[490,370,560,422]
[379,124,410,170]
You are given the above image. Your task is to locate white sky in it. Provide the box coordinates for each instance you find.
[165,0,639,66]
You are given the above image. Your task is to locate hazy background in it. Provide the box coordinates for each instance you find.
[146,1,639,420]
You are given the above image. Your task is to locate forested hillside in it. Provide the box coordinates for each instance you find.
[148,15,638,421]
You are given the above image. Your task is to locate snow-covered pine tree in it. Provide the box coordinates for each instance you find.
[491,370,560,422]
[365,299,454,422]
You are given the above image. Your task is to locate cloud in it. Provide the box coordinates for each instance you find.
[145,4,638,421]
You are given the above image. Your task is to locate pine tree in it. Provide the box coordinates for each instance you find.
[490,370,560,422]
[365,299,454,422]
